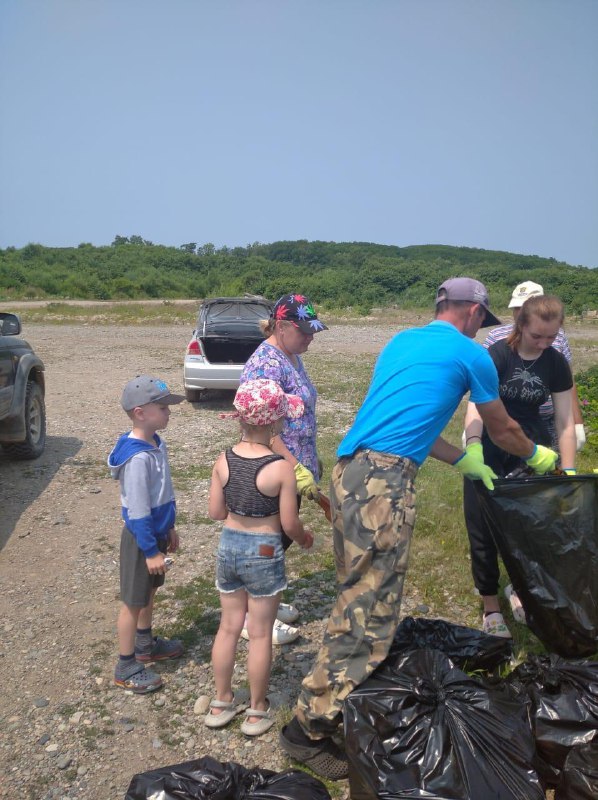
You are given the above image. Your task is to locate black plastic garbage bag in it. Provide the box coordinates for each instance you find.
[375,792,460,799]
[506,654,598,784]
[376,792,457,799]
[476,475,598,657]
[124,755,332,800]
[555,740,598,800]
[344,649,544,800]
[386,616,512,672]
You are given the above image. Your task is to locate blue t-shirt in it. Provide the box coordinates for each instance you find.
[337,321,499,465]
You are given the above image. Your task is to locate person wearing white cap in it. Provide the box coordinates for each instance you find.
[478,280,585,629]
[485,281,585,450]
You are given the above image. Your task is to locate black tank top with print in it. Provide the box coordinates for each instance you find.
[223,449,284,518]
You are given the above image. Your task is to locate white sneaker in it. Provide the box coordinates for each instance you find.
[240,618,300,645]
[272,619,300,645]
[276,602,299,624]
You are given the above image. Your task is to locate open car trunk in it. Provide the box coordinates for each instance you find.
[201,337,263,364]
[198,299,270,365]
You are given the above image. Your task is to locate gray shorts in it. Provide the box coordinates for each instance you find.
[120,526,167,608]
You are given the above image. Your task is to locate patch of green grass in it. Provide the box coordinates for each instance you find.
[20,300,199,326]
[156,575,222,653]
[171,463,213,489]
[91,638,112,661]
[27,775,51,799]
[192,514,215,526]
[57,703,78,718]
[176,510,215,527]
[82,725,101,740]
[69,457,107,481]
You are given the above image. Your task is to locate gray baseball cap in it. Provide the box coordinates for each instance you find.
[121,375,185,411]
[435,277,500,328]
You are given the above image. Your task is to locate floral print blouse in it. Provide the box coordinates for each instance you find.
[240,342,319,480]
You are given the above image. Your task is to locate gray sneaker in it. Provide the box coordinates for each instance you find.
[135,636,184,663]
[114,660,163,694]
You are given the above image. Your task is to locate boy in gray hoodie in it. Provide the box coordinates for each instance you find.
[108,375,185,693]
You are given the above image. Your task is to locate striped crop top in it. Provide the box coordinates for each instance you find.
[223,449,284,518]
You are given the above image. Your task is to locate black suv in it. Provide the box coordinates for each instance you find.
[0,312,46,459]
[183,295,274,401]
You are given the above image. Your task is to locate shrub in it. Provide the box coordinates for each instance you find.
[575,365,598,454]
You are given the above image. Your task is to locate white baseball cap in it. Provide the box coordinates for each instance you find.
[508,281,544,308]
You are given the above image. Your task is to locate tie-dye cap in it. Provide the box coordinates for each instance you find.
[271,294,328,334]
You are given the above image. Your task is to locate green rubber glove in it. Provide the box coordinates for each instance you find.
[453,443,498,491]
[563,469,577,476]
[525,444,558,475]
[294,462,320,500]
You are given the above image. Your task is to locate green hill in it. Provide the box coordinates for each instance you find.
[1,238,596,313]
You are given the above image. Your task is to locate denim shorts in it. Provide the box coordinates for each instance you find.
[216,527,287,598]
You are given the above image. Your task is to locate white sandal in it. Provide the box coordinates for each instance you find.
[204,697,244,728]
[240,702,274,736]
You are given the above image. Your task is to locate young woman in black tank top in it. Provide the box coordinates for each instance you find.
[206,380,313,737]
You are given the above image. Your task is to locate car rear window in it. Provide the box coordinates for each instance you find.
[204,302,270,322]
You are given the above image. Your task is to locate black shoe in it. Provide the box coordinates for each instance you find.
[279,720,349,780]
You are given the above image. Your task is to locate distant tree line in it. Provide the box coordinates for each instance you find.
[1,237,597,314]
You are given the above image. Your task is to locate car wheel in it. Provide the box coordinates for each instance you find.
[2,381,46,460]
[185,388,203,402]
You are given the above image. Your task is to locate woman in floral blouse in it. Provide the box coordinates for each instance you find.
[239,293,328,642]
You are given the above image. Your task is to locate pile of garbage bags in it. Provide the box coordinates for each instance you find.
[344,618,598,800]
[124,755,332,800]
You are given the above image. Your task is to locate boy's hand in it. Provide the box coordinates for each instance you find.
[146,553,166,575]
[167,528,179,553]
[301,529,314,550]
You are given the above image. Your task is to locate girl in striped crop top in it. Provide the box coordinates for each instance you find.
[206,380,313,736]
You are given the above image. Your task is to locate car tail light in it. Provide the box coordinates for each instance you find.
[187,339,204,356]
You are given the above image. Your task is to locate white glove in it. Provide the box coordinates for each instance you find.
[575,423,586,452]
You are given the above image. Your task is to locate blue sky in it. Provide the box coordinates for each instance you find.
[1,0,597,267]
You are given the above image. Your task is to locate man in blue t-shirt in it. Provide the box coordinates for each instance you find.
[280,277,559,781]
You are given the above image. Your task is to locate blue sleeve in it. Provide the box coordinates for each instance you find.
[467,348,499,405]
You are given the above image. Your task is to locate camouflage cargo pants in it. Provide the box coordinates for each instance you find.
[296,448,418,738]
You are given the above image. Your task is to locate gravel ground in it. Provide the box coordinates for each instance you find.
[0,320,409,800]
